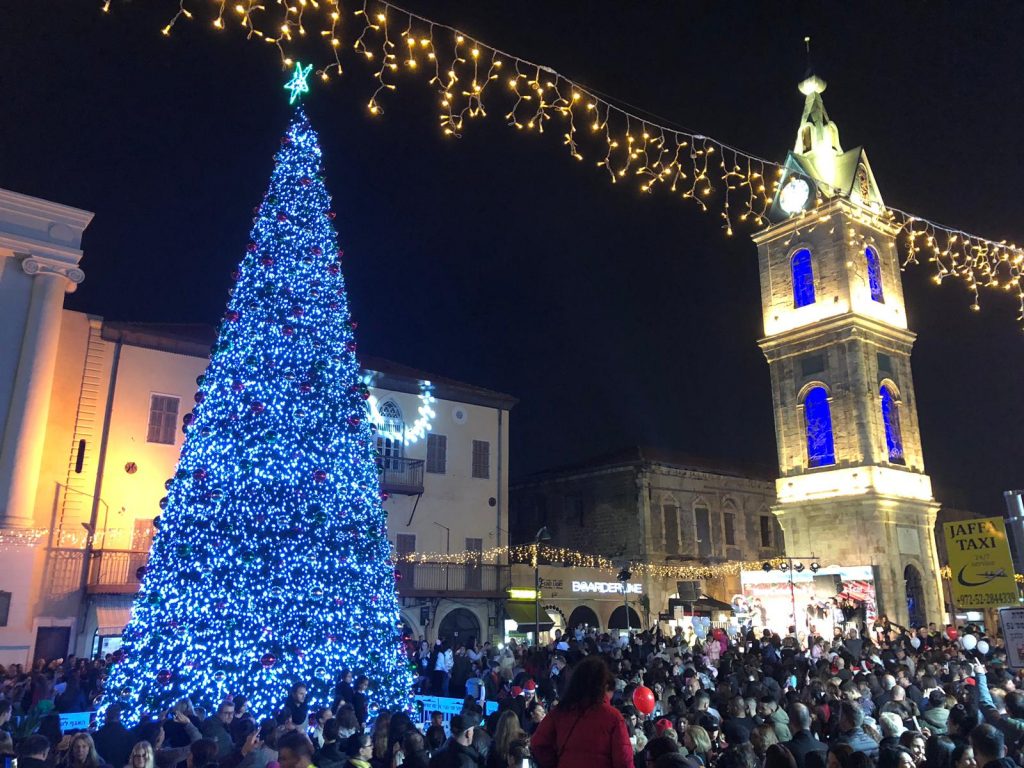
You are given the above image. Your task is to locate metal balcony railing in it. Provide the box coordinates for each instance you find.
[379,457,425,495]
[397,562,511,598]
[86,549,149,594]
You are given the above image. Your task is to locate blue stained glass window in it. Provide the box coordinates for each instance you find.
[866,246,884,303]
[791,249,816,308]
[804,386,836,468]
[880,384,905,465]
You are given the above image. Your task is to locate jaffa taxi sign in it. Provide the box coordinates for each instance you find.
[943,516,1018,609]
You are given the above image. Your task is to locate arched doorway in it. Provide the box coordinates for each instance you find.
[567,605,601,632]
[607,605,642,631]
[904,564,925,628]
[437,608,480,646]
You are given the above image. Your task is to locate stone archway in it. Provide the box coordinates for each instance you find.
[904,563,926,628]
[436,607,481,646]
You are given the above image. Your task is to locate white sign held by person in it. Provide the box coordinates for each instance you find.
[1000,608,1024,669]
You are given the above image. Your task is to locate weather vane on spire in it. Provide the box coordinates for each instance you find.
[284,62,313,105]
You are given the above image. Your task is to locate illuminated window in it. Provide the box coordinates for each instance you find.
[803,386,836,468]
[866,246,884,303]
[791,249,816,308]
[880,384,905,465]
[146,395,179,445]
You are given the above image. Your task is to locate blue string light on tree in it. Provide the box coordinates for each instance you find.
[99,69,412,725]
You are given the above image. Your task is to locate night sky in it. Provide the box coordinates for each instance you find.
[2,2,1022,513]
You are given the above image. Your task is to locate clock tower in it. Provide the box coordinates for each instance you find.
[754,74,943,627]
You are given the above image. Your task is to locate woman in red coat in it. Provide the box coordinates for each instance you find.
[531,656,633,768]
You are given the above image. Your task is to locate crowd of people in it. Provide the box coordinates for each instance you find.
[1,619,1021,768]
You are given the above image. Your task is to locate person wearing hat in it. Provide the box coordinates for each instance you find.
[428,715,479,768]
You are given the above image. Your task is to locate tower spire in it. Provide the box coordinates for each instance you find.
[793,56,842,190]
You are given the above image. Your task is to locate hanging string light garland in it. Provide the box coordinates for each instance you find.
[107,0,1024,321]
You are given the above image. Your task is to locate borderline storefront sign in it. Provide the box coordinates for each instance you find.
[943,516,1018,609]
[571,580,642,594]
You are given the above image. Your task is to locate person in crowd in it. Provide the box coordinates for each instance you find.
[277,732,316,768]
[427,715,477,768]
[400,732,430,768]
[18,734,52,768]
[316,718,346,768]
[94,705,135,768]
[61,732,107,768]
[832,703,878,762]
[924,736,955,768]
[127,741,156,768]
[352,677,371,726]
[782,704,826,768]
[969,725,1015,768]
[135,714,201,768]
[284,685,310,731]
[951,744,976,768]
[311,708,334,749]
[488,711,527,768]
[531,655,632,768]
[334,671,355,713]
[201,701,235,759]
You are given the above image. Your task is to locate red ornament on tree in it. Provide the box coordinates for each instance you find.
[300,176,312,186]
[246,242,257,252]
[313,469,328,483]
[225,310,240,322]
[261,256,275,267]
[261,653,277,669]
[311,246,322,256]
[251,402,265,414]
[326,211,336,219]
[157,669,173,685]
[282,325,295,336]
[277,211,288,222]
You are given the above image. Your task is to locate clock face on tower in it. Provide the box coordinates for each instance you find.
[779,177,811,215]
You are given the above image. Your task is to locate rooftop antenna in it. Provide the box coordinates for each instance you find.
[804,36,814,77]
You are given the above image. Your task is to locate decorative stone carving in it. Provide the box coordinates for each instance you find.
[21,256,86,292]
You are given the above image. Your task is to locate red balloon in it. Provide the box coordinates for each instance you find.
[633,685,656,715]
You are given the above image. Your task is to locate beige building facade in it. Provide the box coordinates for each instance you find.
[0,187,515,666]
[755,75,943,627]
[509,448,785,630]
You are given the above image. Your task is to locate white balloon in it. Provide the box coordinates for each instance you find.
[910,637,921,649]
[961,633,978,651]
[977,639,990,655]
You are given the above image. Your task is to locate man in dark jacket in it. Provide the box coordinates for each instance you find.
[95,704,136,768]
[833,702,879,761]
[782,704,826,768]
[428,715,479,768]
[201,701,235,758]
[970,723,1018,768]
[17,734,50,768]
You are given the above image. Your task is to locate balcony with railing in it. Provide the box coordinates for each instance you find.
[379,457,425,495]
[396,562,511,598]
[85,549,149,594]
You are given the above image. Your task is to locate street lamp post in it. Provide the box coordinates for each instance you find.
[534,526,551,647]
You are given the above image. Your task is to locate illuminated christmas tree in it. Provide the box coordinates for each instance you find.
[102,94,412,724]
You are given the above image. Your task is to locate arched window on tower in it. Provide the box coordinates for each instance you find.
[791,249,816,308]
[802,385,836,468]
[866,246,884,303]
[880,383,905,465]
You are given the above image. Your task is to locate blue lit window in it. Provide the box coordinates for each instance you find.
[866,246,884,303]
[880,384,905,465]
[791,249,816,308]
[803,386,835,468]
